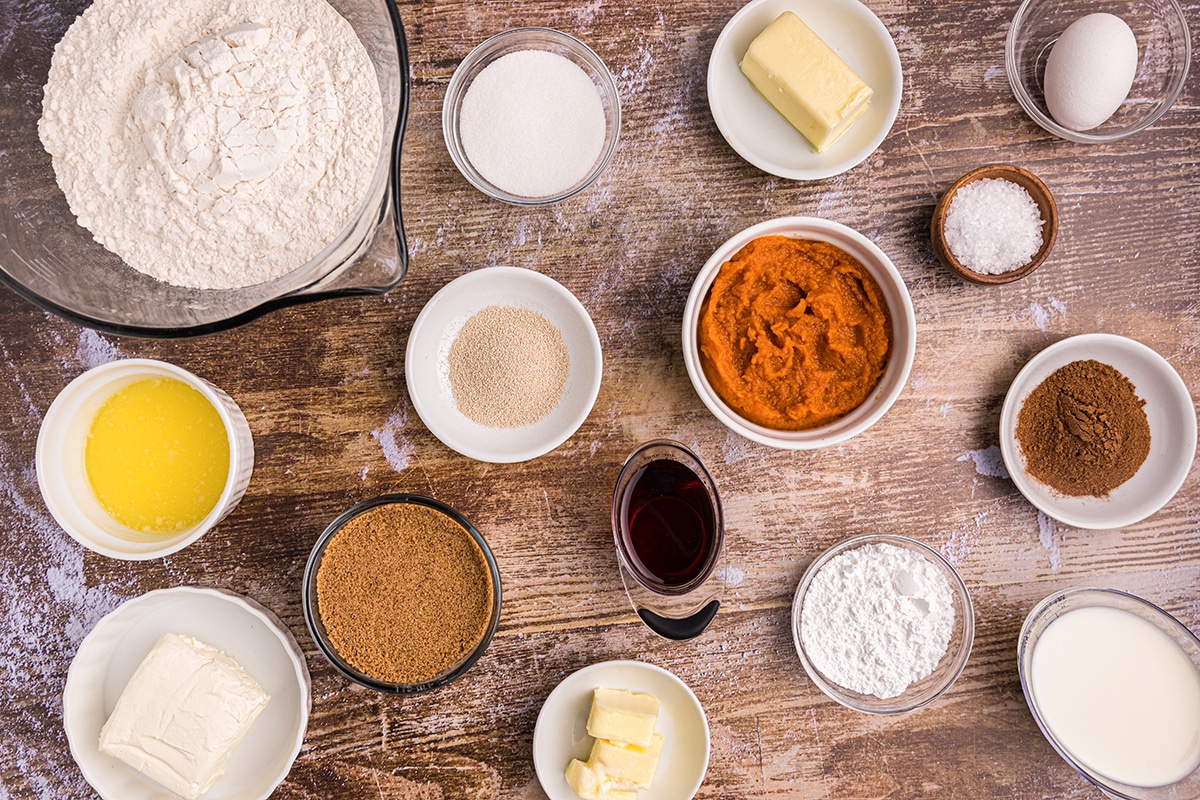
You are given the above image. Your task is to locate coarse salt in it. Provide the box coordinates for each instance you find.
[943,177,1045,275]
[458,49,606,199]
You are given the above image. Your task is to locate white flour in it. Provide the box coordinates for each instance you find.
[800,542,955,699]
[39,0,382,290]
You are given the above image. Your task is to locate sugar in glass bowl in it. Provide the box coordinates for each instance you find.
[1006,0,1190,143]
[442,27,621,206]
[791,534,974,714]
[0,0,409,336]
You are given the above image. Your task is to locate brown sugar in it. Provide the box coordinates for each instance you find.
[1014,359,1151,498]
[315,502,495,684]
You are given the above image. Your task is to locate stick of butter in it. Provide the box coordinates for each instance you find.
[589,733,664,789]
[98,633,270,800]
[586,687,660,747]
[739,11,874,153]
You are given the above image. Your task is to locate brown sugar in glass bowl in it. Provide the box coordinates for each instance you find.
[302,494,501,693]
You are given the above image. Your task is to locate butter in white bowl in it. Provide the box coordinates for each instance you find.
[739,11,873,153]
[566,687,664,799]
[98,632,270,799]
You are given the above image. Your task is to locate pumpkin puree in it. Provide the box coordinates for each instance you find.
[698,235,892,430]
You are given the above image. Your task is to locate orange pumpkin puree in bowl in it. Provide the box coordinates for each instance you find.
[698,235,892,431]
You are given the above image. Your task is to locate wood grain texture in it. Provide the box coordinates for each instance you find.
[2,0,1199,798]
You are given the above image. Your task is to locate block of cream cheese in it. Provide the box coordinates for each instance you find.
[739,11,874,153]
[98,633,270,800]
[586,687,660,747]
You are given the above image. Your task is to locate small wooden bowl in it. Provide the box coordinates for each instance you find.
[931,164,1058,285]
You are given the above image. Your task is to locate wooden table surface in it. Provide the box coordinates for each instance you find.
[3,0,1200,797]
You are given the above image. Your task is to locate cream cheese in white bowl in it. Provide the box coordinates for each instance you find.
[63,587,310,800]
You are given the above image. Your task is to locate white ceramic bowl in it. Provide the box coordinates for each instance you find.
[406,267,602,463]
[707,0,902,180]
[35,359,255,560]
[682,217,916,449]
[999,334,1196,529]
[63,586,311,800]
[532,660,710,800]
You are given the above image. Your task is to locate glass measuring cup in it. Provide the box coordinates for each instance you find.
[0,0,410,337]
[611,440,727,640]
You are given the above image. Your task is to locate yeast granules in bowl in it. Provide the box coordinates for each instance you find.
[315,502,495,686]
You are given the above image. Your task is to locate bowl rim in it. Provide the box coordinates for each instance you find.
[791,533,975,715]
[930,163,1059,285]
[1004,0,1192,144]
[681,216,916,449]
[441,26,622,206]
[1016,586,1200,798]
[301,493,502,694]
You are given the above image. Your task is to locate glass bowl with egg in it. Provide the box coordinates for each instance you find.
[1006,0,1190,143]
[682,216,916,449]
[791,533,975,715]
[1018,588,1200,798]
[302,494,502,694]
[0,0,409,336]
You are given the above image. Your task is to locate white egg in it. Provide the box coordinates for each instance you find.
[1043,13,1138,132]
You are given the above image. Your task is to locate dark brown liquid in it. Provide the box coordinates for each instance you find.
[621,459,716,589]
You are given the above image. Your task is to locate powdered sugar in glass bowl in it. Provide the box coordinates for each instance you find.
[792,533,975,714]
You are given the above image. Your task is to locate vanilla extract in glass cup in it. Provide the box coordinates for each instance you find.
[612,440,725,641]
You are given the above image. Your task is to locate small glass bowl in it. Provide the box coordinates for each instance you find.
[302,494,502,694]
[791,534,975,714]
[1006,0,1190,143]
[441,27,621,206]
[1018,588,1200,799]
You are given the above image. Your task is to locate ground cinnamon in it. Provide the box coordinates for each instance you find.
[316,502,494,684]
[1014,359,1150,498]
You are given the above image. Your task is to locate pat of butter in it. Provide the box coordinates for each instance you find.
[98,633,270,800]
[589,733,664,789]
[564,759,640,800]
[586,687,660,747]
[739,11,874,153]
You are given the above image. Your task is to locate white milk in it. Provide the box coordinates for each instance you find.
[1030,605,1200,787]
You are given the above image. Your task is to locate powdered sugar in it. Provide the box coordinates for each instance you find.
[944,178,1044,275]
[459,49,605,198]
[800,542,955,698]
[39,0,382,289]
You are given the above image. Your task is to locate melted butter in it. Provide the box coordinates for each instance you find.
[85,377,230,536]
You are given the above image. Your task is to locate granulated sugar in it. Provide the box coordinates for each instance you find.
[800,542,955,698]
[446,306,570,428]
[944,178,1044,274]
[458,50,605,198]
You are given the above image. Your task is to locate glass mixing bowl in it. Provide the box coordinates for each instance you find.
[0,0,409,337]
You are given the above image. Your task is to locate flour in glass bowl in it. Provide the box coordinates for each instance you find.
[38,0,383,290]
[800,542,955,699]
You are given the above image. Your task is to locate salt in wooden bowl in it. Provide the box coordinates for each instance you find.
[931,164,1058,285]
